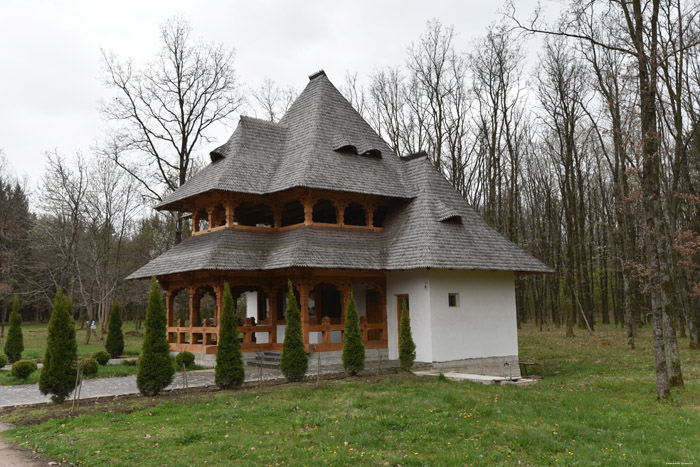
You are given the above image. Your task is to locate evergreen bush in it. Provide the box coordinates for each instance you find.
[280,280,307,382]
[215,283,245,389]
[399,299,416,371]
[11,360,37,379]
[92,350,111,365]
[176,351,196,369]
[4,294,24,363]
[0,354,7,368]
[105,300,124,358]
[342,291,365,375]
[38,288,78,403]
[79,357,99,376]
[137,277,174,396]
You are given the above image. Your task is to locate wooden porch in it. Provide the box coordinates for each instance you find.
[161,269,389,355]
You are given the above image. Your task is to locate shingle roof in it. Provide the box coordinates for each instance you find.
[157,71,410,210]
[128,160,551,279]
[129,71,552,279]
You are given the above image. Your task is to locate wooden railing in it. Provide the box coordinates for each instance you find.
[168,316,387,354]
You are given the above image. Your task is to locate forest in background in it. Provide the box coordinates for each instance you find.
[1,1,699,398]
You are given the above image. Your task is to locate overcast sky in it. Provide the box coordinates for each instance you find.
[0,0,546,189]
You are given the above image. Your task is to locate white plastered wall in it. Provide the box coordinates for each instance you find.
[428,269,518,362]
[386,269,432,362]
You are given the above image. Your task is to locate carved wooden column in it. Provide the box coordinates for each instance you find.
[366,203,375,228]
[207,207,215,231]
[297,281,311,352]
[302,197,314,226]
[214,283,224,327]
[166,289,175,327]
[334,201,347,226]
[339,281,353,324]
[188,287,200,326]
[192,210,200,233]
[225,200,237,228]
[272,205,282,228]
[265,287,278,345]
[378,285,388,343]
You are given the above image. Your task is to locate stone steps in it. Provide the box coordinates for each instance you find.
[246,351,282,369]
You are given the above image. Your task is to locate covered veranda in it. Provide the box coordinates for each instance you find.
[158,268,388,355]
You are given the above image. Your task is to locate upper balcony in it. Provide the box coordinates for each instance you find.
[184,188,394,236]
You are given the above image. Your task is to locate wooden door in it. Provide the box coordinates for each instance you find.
[396,294,409,345]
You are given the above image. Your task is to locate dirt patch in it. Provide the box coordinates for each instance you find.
[0,422,48,466]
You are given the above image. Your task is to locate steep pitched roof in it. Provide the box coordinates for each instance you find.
[157,71,410,210]
[128,71,552,279]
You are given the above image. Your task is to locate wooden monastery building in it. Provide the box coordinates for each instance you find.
[128,70,550,375]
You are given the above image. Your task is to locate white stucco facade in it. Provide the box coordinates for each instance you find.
[386,269,518,367]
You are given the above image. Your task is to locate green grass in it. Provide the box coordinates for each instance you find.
[0,322,143,361]
[3,323,700,466]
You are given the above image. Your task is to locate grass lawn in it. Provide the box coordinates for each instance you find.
[3,323,699,466]
[1,322,143,362]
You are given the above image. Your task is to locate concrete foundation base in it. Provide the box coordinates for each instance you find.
[173,348,390,369]
[430,355,521,378]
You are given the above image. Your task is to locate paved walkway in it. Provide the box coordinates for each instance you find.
[0,361,399,408]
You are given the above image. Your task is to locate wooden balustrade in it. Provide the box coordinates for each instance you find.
[168,315,387,354]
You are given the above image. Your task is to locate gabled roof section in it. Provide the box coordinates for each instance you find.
[157,70,410,210]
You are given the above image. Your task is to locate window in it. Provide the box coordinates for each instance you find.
[448,293,459,307]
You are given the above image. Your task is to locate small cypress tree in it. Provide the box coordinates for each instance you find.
[399,299,416,371]
[39,288,77,403]
[342,291,365,375]
[105,300,124,358]
[4,294,24,363]
[280,280,307,382]
[215,282,245,389]
[137,277,174,396]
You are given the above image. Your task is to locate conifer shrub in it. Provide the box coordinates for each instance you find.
[105,300,124,358]
[79,357,99,376]
[342,291,365,375]
[399,299,416,371]
[0,354,7,368]
[215,283,245,389]
[123,358,139,366]
[39,288,78,403]
[92,350,111,366]
[176,351,196,369]
[4,294,24,363]
[11,360,37,379]
[280,280,307,382]
[137,278,174,396]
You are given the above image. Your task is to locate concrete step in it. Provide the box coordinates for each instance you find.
[246,351,282,369]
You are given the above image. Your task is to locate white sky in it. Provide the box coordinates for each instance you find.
[0,0,546,189]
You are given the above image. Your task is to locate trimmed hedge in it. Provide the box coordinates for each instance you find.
[92,350,111,366]
[175,351,196,369]
[215,282,245,389]
[105,300,124,358]
[79,357,99,376]
[137,278,174,396]
[11,360,37,380]
[342,291,365,375]
[0,353,8,368]
[280,280,307,382]
[398,299,416,371]
[38,288,78,404]
[4,294,24,363]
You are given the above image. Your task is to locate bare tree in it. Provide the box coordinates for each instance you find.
[250,78,297,122]
[100,16,243,243]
